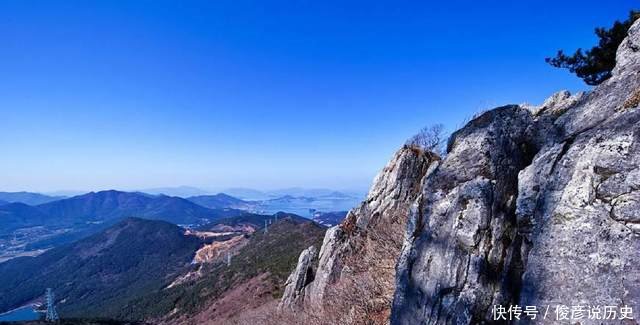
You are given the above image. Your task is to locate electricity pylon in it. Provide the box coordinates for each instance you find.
[45,288,59,322]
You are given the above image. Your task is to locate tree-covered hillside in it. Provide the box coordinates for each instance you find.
[0,218,202,318]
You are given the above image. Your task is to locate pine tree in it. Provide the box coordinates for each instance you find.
[547,10,640,85]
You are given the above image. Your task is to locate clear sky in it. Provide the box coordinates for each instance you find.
[0,0,636,193]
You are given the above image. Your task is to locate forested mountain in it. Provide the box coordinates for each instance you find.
[0,203,51,234]
[0,218,203,317]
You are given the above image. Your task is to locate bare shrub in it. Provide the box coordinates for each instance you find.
[406,123,446,155]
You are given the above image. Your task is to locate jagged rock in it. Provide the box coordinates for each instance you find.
[391,19,640,325]
[279,147,438,324]
[303,225,342,308]
[515,19,640,324]
[279,246,317,310]
[528,90,585,117]
[393,105,536,324]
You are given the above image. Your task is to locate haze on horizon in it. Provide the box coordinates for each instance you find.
[0,0,634,192]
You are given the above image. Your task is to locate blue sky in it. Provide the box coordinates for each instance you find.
[0,0,636,193]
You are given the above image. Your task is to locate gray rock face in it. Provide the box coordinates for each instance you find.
[278,246,317,310]
[528,90,585,117]
[515,19,640,325]
[393,106,537,324]
[279,147,438,324]
[391,20,640,325]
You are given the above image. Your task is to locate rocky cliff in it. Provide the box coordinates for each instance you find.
[279,147,438,324]
[392,19,640,325]
[281,19,640,325]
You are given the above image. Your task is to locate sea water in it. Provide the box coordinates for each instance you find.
[0,306,40,321]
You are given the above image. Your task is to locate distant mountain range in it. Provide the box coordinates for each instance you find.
[15,187,365,201]
[265,187,363,199]
[0,190,244,235]
[0,192,64,205]
[223,187,364,200]
[0,189,359,233]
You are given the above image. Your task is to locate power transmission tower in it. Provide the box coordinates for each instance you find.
[264,220,268,234]
[45,288,59,322]
[226,252,231,266]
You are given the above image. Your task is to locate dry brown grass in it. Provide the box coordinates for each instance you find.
[623,88,640,109]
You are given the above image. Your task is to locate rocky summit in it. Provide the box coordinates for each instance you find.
[281,19,640,325]
[392,18,640,325]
